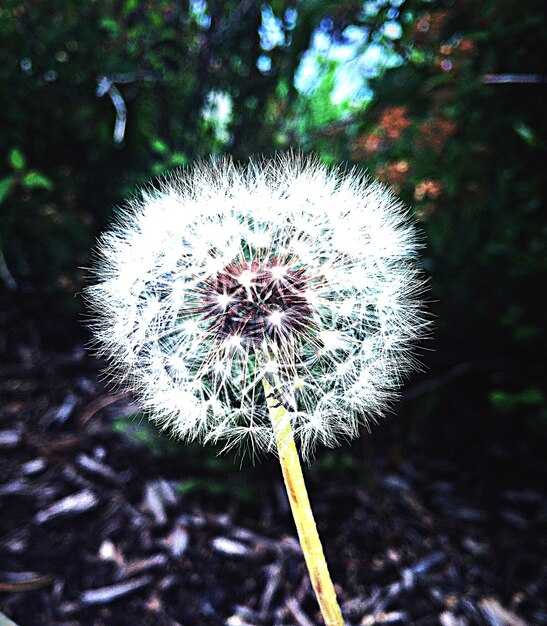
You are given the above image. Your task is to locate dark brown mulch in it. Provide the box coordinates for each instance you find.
[1,329,546,626]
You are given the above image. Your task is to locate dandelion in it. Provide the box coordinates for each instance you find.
[86,153,428,625]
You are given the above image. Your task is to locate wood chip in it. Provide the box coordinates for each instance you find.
[98,539,124,566]
[379,475,412,491]
[41,392,78,427]
[118,554,168,578]
[80,574,153,605]
[211,537,249,556]
[361,612,409,624]
[231,605,262,624]
[0,570,55,592]
[231,525,279,551]
[259,563,282,616]
[75,453,123,485]
[226,616,255,626]
[403,551,445,581]
[285,597,316,626]
[342,588,382,618]
[479,598,530,626]
[20,458,46,475]
[447,506,488,522]
[498,509,528,529]
[142,480,176,525]
[34,489,99,525]
[440,611,468,626]
[159,525,189,558]
[0,429,21,448]
[0,479,33,497]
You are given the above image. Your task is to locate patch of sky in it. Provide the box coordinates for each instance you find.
[362,0,399,15]
[294,1,404,105]
[257,55,272,74]
[294,24,384,105]
[190,0,211,29]
[257,5,296,73]
[202,91,233,144]
[383,20,402,39]
[259,5,286,52]
[284,7,297,30]
[362,0,384,17]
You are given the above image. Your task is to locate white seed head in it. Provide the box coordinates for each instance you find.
[86,154,429,459]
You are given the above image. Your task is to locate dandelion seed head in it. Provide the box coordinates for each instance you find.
[86,154,429,459]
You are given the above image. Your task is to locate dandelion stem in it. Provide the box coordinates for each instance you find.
[263,374,345,626]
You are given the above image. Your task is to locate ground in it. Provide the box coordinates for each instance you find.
[0,319,545,626]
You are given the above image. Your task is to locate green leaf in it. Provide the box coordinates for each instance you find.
[22,171,53,191]
[409,49,427,65]
[151,162,166,176]
[0,176,16,204]
[8,148,25,171]
[489,387,544,411]
[170,152,188,167]
[100,17,120,35]
[112,414,181,455]
[521,387,544,405]
[151,138,169,154]
[513,121,537,146]
[175,479,254,501]
[176,479,202,495]
[149,12,162,28]
[122,0,138,16]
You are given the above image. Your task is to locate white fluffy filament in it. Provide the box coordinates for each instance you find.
[86,154,429,460]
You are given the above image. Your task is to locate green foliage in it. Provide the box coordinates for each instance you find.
[0,148,56,289]
[0,176,16,204]
[341,0,547,450]
[175,478,255,502]
[112,412,182,456]
[1,149,53,203]
[0,0,319,297]
[112,411,256,500]
[489,388,544,413]
[8,148,25,171]
[22,172,54,191]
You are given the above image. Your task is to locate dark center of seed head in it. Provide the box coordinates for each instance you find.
[199,259,314,345]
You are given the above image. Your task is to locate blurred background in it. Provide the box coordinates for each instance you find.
[2,0,546,469]
[0,1,546,624]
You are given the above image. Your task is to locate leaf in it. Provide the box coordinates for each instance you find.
[151,138,169,154]
[8,148,25,171]
[175,479,201,495]
[100,17,120,35]
[513,121,537,146]
[170,152,188,167]
[149,12,162,28]
[489,388,544,411]
[112,414,181,455]
[0,176,15,204]
[122,0,138,16]
[22,171,53,191]
[151,163,166,176]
